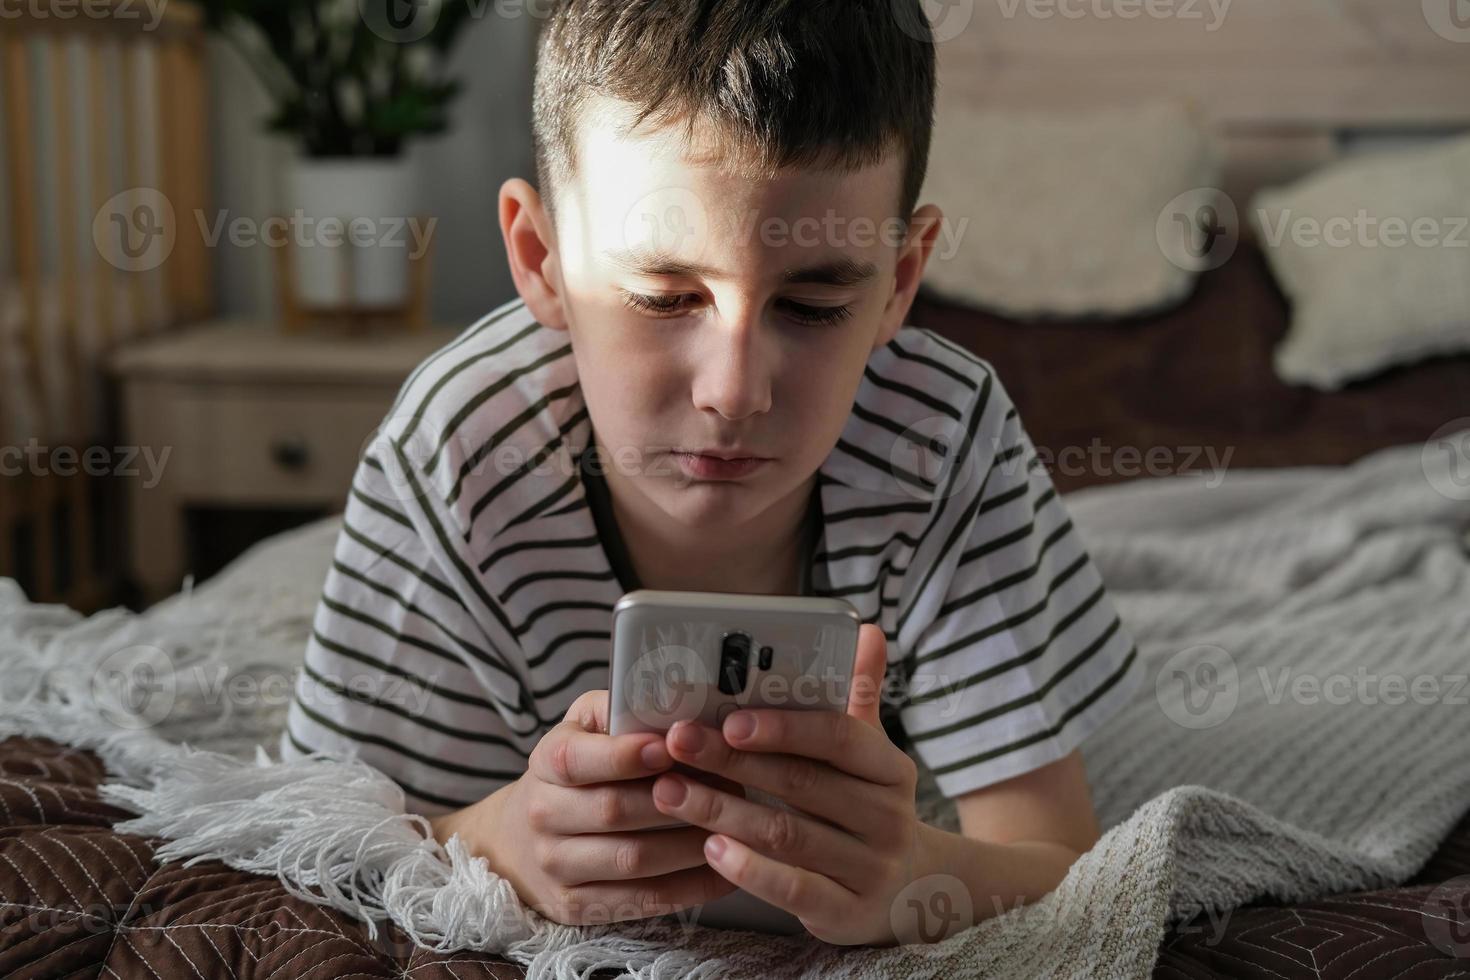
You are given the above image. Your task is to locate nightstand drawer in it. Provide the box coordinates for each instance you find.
[131,382,392,505]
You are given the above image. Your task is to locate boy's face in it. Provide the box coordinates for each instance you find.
[506,95,940,534]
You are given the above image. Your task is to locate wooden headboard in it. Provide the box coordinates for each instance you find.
[931,0,1470,204]
[1,0,213,607]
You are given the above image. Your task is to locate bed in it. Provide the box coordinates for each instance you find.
[3,231,1469,976]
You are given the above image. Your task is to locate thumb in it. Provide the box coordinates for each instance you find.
[845,623,887,729]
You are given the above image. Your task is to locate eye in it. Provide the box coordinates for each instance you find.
[780,300,854,326]
[620,290,854,326]
[620,290,697,317]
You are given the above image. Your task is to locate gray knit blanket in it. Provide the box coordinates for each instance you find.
[2,436,1468,980]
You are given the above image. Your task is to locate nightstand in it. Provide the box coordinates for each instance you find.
[110,318,458,603]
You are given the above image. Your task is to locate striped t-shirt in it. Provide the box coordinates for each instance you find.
[279,296,1142,815]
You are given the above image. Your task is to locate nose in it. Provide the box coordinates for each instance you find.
[690,306,772,422]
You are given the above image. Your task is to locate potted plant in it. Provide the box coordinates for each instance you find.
[198,0,478,309]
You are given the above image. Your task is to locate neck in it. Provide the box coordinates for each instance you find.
[602,452,815,596]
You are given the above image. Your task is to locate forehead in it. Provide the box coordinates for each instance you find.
[565,95,902,264]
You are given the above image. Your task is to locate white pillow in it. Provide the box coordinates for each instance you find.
[1249,134,1470,390]
[918,99,1223,319]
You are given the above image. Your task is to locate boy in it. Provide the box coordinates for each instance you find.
[281,0,1140,947]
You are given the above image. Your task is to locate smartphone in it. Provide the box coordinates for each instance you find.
[608,588,862,936]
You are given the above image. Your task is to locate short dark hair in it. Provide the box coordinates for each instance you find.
[531,0,936,232]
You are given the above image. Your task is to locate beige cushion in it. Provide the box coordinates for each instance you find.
[1250,135,1470,390]
[918,99,1223,319]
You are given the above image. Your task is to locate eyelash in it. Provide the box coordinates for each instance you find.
[619,290,854,326]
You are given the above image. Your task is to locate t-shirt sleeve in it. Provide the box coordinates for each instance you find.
[280,439,535,818]
[896,368,1142,799]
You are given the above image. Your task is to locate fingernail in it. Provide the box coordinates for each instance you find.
[704,834,726,861]
[672,721,705,753]
[723,712,755,741]
[654,776,687,806]
[641,741,670,770]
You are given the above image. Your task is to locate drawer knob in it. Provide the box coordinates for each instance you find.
[271,437,311,471]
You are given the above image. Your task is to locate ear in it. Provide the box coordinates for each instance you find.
[499,177,569,331]
[875,203,945,350]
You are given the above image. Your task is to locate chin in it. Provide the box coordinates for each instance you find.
[653,477,761,525]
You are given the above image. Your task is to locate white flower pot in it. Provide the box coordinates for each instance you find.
[281,155,418,308]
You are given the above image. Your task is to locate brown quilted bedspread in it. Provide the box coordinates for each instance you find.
[2,734,1468,978]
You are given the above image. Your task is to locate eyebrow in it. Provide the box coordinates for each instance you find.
[604,246,878,288]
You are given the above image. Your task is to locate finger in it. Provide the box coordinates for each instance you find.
[846,623,888,729]
[533,725,673,787]
[717,706,907,786]
[564,688,611,733]
[549,865,739,924]
[665,720,882,834]
[544,826,715,885]
[702,833,852,929]
[536,778,689,833]
[650,773,872,891]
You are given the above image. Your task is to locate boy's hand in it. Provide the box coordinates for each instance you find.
[453,689,738,925]
[650,623,930,946]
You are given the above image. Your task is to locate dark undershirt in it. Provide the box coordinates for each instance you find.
[577,442,822,596]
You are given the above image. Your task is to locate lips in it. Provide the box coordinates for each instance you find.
[671,451,769,480]
[682,448,766,461]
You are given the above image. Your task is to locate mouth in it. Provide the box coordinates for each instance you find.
[669,450,771,481]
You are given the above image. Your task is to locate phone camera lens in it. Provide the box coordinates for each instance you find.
[718,632,751,696]
[758,645,773,670]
